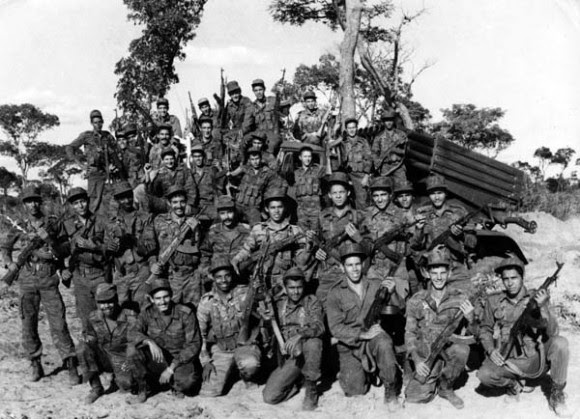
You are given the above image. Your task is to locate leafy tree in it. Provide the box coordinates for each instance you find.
[0,104,61,181]
[430,104,514,158]
[39,158,82,201]
[550,147,576,191]
[512,160,542,184]
[533,146,553,179]
[0,166,22,196]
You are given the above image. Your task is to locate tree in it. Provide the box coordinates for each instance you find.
[0,104,61,181]
[39,158,82,201]
[550,147,576,191]
[512,160,541,184]
[0,166,21,196]
[533,146,553,180]
[115,0,208,112]
[429,104,514,158]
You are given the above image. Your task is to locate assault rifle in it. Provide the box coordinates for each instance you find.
[187,91,201,139]
[309,231,349,264]
[144,219,198,285]
[500,262,564,359]
[427,204,487,251]
[371,220,419,265]
[363,262,403,330]
[238,232,304,274]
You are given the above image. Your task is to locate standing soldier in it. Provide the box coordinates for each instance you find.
[116,129,144,188]
[148,124,177,170]
[78,283,137,404]
[231,188,311,295]
[197,117,224,169]
[128,278,202,403]
[197,258,262,396]
[66,109,125,215]
[262,268,324,411]
[197,97,221,139]
[0,186,80,384]
[104,182,156,308]
[293,145,326,231]
[225,80,253,134]
[279,99,295,142]
[244,79,281,154]
[342,117,373,210]
[149,186,202,307]
[404,246,476,409]
[62,187,110,334]
[191,143,223,223]
[477,257,570,417]
[153,98,183,139]
[326,244,401,411]
[293,91,325,145]
[371,109,407,177]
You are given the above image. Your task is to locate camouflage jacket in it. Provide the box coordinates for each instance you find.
[315,205,363,266]
[198,136,224,167]
[152,114,183,138]
[293,164,326,199]
[148,142,178,170]
[243,97,280,134]
[276,294,324,341]
[120,146,144,187]
[360,204,408,264]
[63,212,107,269]
[200,222,251,267]
[66,130,123,178]
[344,136,373,174]
[150,213,201,268]
[225,96,253,133]
[86,307,137,356]
[192,165,222,208]
[293,108,325,143]
[371,128,407,172]
[149,165,199,207]
[235,164,285,208]
[130,303,201,365]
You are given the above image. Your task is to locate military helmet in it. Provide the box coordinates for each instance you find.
[425,245,451,267]
[250,131,267,142]
[369,177,392,192]
[216,195,235,211]
[340,243,368,262]
[95,283,117,302]
[426,174,447,193]
[210,257,234,275]
[67,187,88,203]
[393,179,414,195]
[123,123,137,136]
[113,181,133,199]
[494,255,525,276]
[21,185,42,202]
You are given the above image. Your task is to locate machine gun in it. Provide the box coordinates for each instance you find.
[238,233,304,274]
[500,262,564,359]
[363,261,403,330]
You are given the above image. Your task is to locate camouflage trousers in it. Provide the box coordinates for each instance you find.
[199,344,261,397]
[405,343,470,403]
[263,337,322,404]
[88,174,115,217]
[19,281,76,361]
[113,264,150,309]
[72,267,107,333]
[296,196,321,231]
[169,266,203,308]
[77,340,134,391]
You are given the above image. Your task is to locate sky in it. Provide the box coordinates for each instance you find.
[0,0,578,178]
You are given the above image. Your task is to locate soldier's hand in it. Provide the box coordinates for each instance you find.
[37,227,49,241]
[459,300,475,322]
[106,238,120,253]
[359,324,384,341]
[257,305,273,321]
[144,163,152,173]
[202,362,216,382]
[381,277,396,294]
[315,249,327,262]
[185,216,198,230]
[147,340,164,363]
[305,230,316,241]
[490,349,505,367]
[361,174,370,188]
[7,262,18,272]
[345,223,362,243]
[35,248,54,260]
[150,262,163,276]
[414,215,426,230]
[284,335,303,358]
[76,237,96,250]
[450,224,463,237]
[534,289,549,307]
[61,269,72,287]
[416,361,431,378]
[159,367,174,384]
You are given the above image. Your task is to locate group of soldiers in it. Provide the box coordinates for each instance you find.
[0,80,571,416]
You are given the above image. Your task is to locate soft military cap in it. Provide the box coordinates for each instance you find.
[216,195,235,210]
[284,267,305,280]
[327,171,351,187]
[426,174,447,192]
[227,81,241,93]
[113,181,133,198]
[191,143,205,154]
[263,188,287,205]
[67,187,88,203]
[494,255,525,276]
[89,110,103,121]
[426,245,451,267]
[165,185,187,200]
[381,109,397,120]
[251,79,265,87]
[247,146,262,156]
[344,117,358,126]
[197,97,210,106]
[303,91,316,100]
[340,243,368,262]
[95,283,117,302]
[210,257,234,274]
[369,177,392,191]
[21,185,42,202]
[157,98,169,107]
[149,278,172,296]
[156,123,173,133]
[160,147,176,159]
[123,123,137,136]
[393,179,414,195]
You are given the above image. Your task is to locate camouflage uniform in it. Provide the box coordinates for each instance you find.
[293,164,325,231]
[225,96,253,134]
[148,165,199,214]
[198,136,224,168]
[234,164,285,224]
[148,142,178,170]
[244,97,281,154]
[120,146,144,188]
[197,285,261,396]
[192,165,222,221]
[152,114,183,138]
[343,136,373,209]
[198,110,222,139]
[263,294,324,404]
[129,302,202,394]
[371,128,407,176]
[293,108,325,145]
[200,222,251,271]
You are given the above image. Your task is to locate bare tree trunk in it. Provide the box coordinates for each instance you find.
[338,0,362,123]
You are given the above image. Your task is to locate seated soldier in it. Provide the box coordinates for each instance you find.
[326,244,402,411]
[262,268,324,411]
[197,258,261,397]
[404,246,476,409]
[477,257,570,417]
[128,279,202,403]
[78,283,137,404]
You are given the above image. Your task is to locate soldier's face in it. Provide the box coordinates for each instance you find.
[372,190,391,210]
[299,150,312,167]
[158,104,169,117]
[118,138,127,149]
[428,265,450,290]
[501,268,524,298]
[229,90,241,102]
[192,153,204,167]
[266,200,285,222]
[162,155,176,169]
[91,118,103,132]
[24,199,42,216]
[117,194,134,211]
[429,190,447,208]
[72,198,89,216]
[305,99,317,111]
[329,184,349,207]
[249,154,261,169]
[252,85,265,100]
[252,139,264,149]
[345,122,357,137]
[158,130,171,144]
[152,290,172,313]
[396,193,413,209]
[97,300,117,318]
[285,279,304,304]
[218,209,235,226]
[169,195,186,216]
[342,256,363,283]
[199,104,210,114]
[385,120,395,129]
[214,269,233,293]
[201,123,212,138]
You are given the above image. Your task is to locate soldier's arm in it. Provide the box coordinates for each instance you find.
[196,298,212,348]
[175,309,202,365]
[231,226,260,265]
[298,297,325,339]
[404,297,421,359]
[293,227,312,269]
[241,102,254,135]
[326,291,362,347]
[51,219,71,260]
[128,311,150,347]
[66,132,90,166]
[184,169,199,208]
[478,296,497,356]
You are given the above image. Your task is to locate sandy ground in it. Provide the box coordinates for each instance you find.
[1,211,579,419]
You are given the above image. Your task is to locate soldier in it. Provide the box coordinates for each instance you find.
[0,186,80,384]
[197,258,262,396]
[116,129,144,188]
[225,80,253,134]
[148,124,177,170]
[293,145,326,231]
[78,283,137,404]
[197,97,221,139]
[66,109,125,215]
[104,182,156,308]
[342,117,373,210]
[197,116,224,169]
[128,278,202,402]
[279,99,295,142]
[230,146,286,225]
[371,109,407,177]
[62,187,109,334]
[153,98,183,138]
[262,268,324,410]
[247,131,278,171]
[149,186,202,307]
[477,257,570,417]
[191,143,223,222]
[404,246,476,409]
[326,244,401,411]
[244,78,281,154]
[293,91,325,145]
[231,188,311,295]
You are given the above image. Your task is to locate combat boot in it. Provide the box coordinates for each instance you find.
[302,380,319,411]
[85,375,105,405]
[504,380,522,404]
[66,357,81,386]
[549,382,572,418]
[126,380,148,405]
[384,383,400,412]
[438,379,464,409]
[30,358,44,382]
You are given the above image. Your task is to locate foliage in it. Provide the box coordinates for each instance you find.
[39,157,82,200]
[520,183,580,220]
[533,146,553,180]
[429,104,514,158]
[0,167,22,196]
[0,104,61,180]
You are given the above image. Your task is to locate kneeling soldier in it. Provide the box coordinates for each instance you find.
[197,258,261,397]
[262,267,324,410]
[326,244,401,411]
[477,257,570,417]
[128,279,202,403]
[404,246,476,409]
[78,283,137,404]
